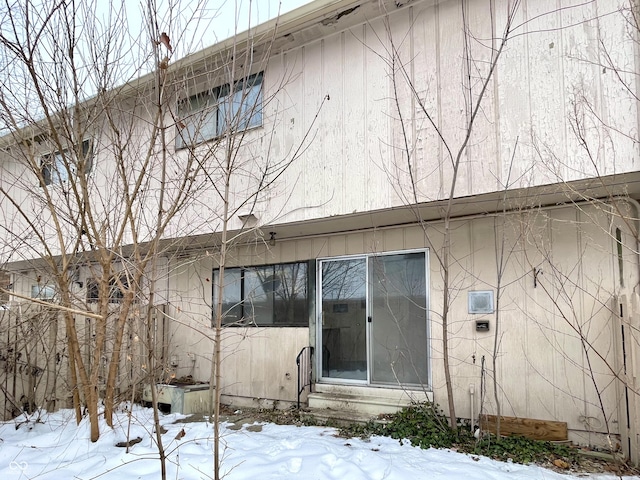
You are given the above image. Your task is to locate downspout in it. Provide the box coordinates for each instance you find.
[469,383,475,429]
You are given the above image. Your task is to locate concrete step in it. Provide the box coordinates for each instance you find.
[299,407,381,426]
[307,384,433,417]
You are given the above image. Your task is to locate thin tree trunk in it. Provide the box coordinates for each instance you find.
[65,317,82,423]
[213,171,231,480]
[104,303,134,426]
[441,236,456,429]
[147,327,167,480]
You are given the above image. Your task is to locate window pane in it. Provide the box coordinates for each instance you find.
[109,275,128,302]
[370,252,428,385]
[243,74,263,128]
[82,139,94,175]
[42,162,52,185]
[32,284,56,300]
[212,261,308,327]
[177,92,217,148]
[244,266,275,325]
[213,268,242,325]
[273,263,307,325]
[178,73,263,147]
[217,73,262,134]
[86,280,99,302]
[41,142,89,185]
[86,276,128,303]
[321,258,367,380]
[41,152,65,185]
[53,152,69,183]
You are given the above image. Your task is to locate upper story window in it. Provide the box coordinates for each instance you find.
[86,275,129,303]
[176,72,263,149]
[0,270,10,306]
[41,139,93,186]
[212,261,309,327]
[31,284,56,301]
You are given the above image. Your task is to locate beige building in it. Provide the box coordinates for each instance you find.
[0,0,638,464]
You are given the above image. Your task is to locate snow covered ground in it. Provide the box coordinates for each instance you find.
[0,407,636,480]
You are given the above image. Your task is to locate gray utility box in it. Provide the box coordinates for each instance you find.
[142,383,210,414]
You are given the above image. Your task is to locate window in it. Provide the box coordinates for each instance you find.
[176,72,263,148]
[0,270,10,306]
[212,261,308,326]
[41,139,93,186]
[86,275,129,303]
[616,227,624,287]
[31,284,56,301]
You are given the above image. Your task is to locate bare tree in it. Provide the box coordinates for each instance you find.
[0,3,327,480]
[520,1,640,464]
[0,0,222,446]
[205,53,329,480]
[372,0,522,431]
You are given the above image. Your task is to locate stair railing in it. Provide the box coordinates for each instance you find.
[296,346,314,409]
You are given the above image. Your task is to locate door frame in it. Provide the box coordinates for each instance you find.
[315,249,430,388]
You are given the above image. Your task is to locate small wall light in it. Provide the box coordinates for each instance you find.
[269,232,276,246]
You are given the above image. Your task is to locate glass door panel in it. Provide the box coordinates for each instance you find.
[320,258,367,381]
[370,252,428,385]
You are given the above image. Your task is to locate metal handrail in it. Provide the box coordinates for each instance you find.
[296,346,314,409]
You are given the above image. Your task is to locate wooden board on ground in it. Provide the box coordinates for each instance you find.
[480,414,568,441]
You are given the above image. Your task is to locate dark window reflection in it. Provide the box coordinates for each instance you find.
[212,262,308,327]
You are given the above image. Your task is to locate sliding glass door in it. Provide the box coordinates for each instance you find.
[318,251,429,386]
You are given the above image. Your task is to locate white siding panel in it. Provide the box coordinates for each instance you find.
[525,0,566,188]
[548,208,589,429]
[302,41,328,219]
[559,0,603,182]
[220,328,309,401]
[579,207,620,440]
[323,33,346,209]
[267,49,306,225]
[312,236,329,258]
[387,9,418,207]
[412,3,444,202]
[518,210,557,420]
[343,27,371,212]
[496,3,532,191]
[295,237,315,261]
[464,0,500,196]
[328,234,346,256]
[437,0,467,198]
[598,1,639,174]
[365,21,392,212]
[346,232,365,255]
